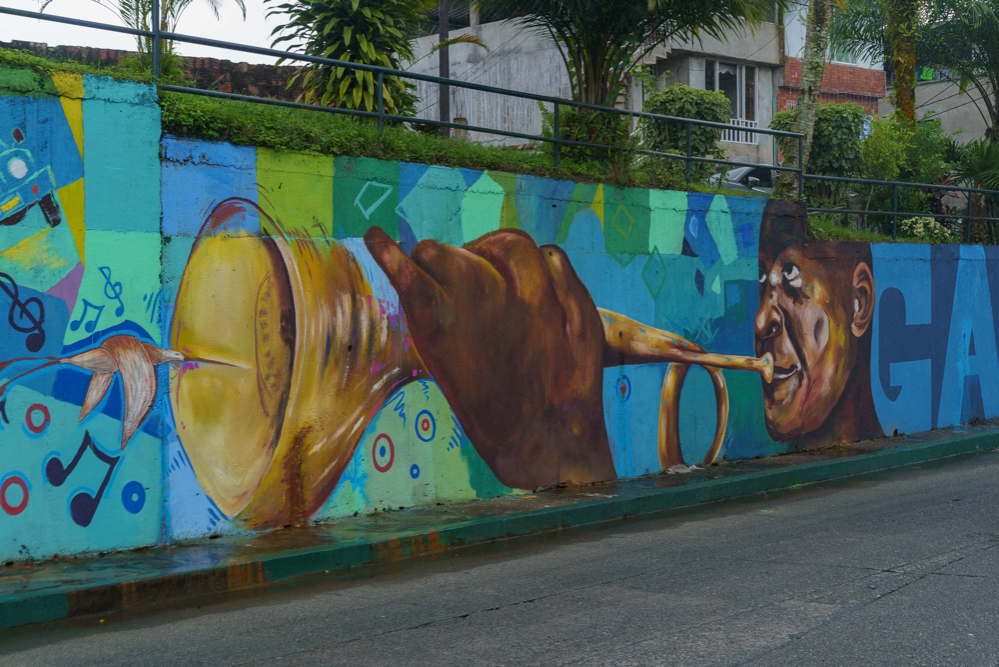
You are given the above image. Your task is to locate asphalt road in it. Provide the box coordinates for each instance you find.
[3,451,999,667]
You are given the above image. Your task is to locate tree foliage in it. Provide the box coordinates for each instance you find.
[38,0,246,54]
[480,0,789,106]
[954,139,999,191]
[639,84,731,183]
[538,103,634,170]
[920,0,999,141]
[265,0,433,115]
[772,102,867,204]
[772,0,832,199]
[830,0,999,136]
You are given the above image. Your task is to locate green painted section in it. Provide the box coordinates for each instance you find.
[332,156,400,240]
[64,231,163,346]
[706,194,739,266]
[461,172,506,243]
[256,148,335,237]
[0,65,60,98]
[603,186,651,256]
[319,381,510,520]
[649,189,687,255]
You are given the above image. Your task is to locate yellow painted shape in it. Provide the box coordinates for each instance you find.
[1,196,20,213]
[592,184,604,230]
[0,227,73,274]
[51,72,85,160]
[256,149,334,238]
[170,232,295,518]
[58,178,86,264]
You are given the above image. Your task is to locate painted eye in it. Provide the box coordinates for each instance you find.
[782,264,802,287]
[759,273,767,283]
[7,158,27,180]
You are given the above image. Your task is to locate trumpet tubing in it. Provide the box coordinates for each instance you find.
[598,308,774,468]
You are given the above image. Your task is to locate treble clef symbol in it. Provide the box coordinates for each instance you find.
[0,272,45,353]
[99,266,125,317]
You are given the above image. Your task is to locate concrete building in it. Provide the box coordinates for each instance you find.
[408,6,886,166]
[880,77,991,142]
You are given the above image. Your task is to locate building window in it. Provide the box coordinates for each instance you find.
[764,1,777,23]
[704,60,756,121]
[828,45,857,64]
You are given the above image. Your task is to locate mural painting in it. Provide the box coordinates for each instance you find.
[0,72,162,562]
[2,71,999,563]
[755,201,883,450]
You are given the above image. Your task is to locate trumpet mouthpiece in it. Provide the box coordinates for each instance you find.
[758,353,774,384]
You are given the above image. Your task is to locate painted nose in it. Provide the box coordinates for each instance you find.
[755,296,782,343]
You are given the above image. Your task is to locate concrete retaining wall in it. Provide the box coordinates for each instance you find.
[0,69,993,563]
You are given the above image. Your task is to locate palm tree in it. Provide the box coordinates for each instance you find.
[830,0,998,135]
[772,0,833,198]
[37,0,247,57]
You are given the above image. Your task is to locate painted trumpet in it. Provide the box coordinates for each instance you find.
[598,309,774,469]
[0,198,774,529]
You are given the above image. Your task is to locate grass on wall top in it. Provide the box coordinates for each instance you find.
[1,47,901,244]
[0,45,153,82]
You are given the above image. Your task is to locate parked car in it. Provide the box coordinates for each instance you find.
[708,165,777,195]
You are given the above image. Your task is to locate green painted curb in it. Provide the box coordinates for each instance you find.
[3,428,996,632]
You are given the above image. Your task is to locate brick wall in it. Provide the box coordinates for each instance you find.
[779,57,886,114]
[0,40,303,101]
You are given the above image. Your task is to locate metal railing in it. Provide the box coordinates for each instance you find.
[0,5,806,195]
[2,4,998,242]
[802,173,999,242]
[721,118,759,145]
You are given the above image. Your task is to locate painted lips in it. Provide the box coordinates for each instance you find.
[772,363,799,381]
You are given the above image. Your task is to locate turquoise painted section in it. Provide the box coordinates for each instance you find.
[81,75,160,234]
[4,70,999,564]
[1,72,163,563]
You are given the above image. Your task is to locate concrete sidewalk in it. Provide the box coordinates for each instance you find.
[3,423,999,633]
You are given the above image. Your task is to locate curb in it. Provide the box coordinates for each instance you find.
[3,429,997,632]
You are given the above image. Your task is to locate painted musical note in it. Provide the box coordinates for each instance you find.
[45,431,120,527]
[69,299,105,333]
[0,272,45,352]
[99,266,125,317]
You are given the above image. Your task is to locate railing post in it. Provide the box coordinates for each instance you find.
[685,122,692,186]
[892,184,899,240]
[151,0,161,78]
[797,135,804,201]
[553,102,560,171]
[377,71,384,135]
[965,193,973,243]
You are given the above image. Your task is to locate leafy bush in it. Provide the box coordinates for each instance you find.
[898,216,958,243]
[638,84,730,184]
[857,114,962,235]
[771,103,867,207]
[539,103,634,171]
[953,139,999,243]
[954,138,999,190]
[265,0,432,116]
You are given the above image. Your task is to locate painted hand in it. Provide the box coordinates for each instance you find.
[364,227,617,490]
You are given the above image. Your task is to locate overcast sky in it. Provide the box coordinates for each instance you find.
[1,0,286,64]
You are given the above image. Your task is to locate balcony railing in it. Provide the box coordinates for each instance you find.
[721,118,759,145]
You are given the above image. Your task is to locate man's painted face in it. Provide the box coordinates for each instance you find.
[754,243,857,441]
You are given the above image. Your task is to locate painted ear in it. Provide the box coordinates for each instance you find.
[852,261,875,338]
